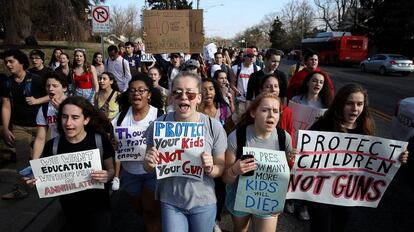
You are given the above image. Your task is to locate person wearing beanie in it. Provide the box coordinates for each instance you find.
[28,49,53,80]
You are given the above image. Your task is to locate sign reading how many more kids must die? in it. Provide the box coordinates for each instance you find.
[153,121,205,181]
[30,149,104,198]
[286,130,408,207]
[234,147,290,215]
[114,126,148,161]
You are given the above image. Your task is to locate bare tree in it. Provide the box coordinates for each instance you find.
[110,4,141,41]
[281,0,315,49]
[314,0,359,31]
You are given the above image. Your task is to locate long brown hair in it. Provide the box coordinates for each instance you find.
[235,92,280,129]
[321,83,374,135]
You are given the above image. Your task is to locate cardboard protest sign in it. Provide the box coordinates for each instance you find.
[143,10,204,54]
[30,149,103,198]
[113,126,148,161]
[153,121,205,180]
[234,147,290,215]
[140,53,156,63]
[286,130,407,207]
[289,100,327,144]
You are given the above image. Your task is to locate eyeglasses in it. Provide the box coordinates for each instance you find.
[172,89,198,100]
[129,88,149,95]
[30,57,41,60]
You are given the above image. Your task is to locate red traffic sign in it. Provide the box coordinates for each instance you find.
[93,6,109,23]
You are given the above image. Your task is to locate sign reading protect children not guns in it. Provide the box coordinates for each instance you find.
[153,121,205,181]
[286,130,407,207]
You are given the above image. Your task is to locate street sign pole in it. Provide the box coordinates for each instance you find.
[101,33,105,61]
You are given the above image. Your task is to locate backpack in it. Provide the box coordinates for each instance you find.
[95,90,116,117]
[236,63,258,86]
[52,133,104,159]
[235,125,286,159]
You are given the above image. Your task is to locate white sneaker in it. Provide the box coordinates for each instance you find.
[213,221,222,232]
[111,177,120,191]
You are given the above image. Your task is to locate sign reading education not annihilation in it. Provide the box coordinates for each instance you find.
[153,121,205,180]
[143,10,204,54]
[114,126,147,161]
[30,149,103,198]
[235,147,290,215]
[286,130,407,207]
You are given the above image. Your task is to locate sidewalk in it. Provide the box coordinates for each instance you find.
[0,167,65,232]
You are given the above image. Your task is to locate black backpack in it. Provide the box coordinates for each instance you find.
[235,63,258,86]
[236,124,286,159]
[116,107,164,126]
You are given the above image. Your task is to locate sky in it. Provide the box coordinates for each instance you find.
[105,0,290,39]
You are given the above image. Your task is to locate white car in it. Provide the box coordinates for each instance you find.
[360,54,414,76]
[391,97,414,141]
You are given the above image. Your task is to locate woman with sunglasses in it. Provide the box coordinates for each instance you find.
[111,74,163,232]
[143,72,227,232]
[223,92,295,232]
[307,84,408,232]
[72,49,99,103]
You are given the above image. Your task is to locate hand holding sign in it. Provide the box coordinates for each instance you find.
[144,147,159,171]
[233,157,257,176]
[399,150,409,164]
[90,170,110,183]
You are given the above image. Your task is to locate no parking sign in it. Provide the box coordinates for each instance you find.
[92,6,110,33]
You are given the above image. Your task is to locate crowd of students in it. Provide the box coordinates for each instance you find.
[0,44,410,232]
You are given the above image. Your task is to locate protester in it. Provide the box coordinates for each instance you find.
[123,41,141,76]
[286,50,334,101]
[94,72,120,121]
[1,49,48,200]
[307,83,408,232]
[287,70,333,220]
[92,52,105,76]
[111,74,163,231]
[28,49,53,79]
[32,72,68,159]
[246,48,287,106]
[213,70,235,113]
[222,92,295,232]
[148,66,169,112]
[290,70,333,109]
[49,48,63,70]
[72,49,99,103]
[143,71,227,232]
[260,74,294,141]
[55,53,74,94]
[105,45,132,93]
[199,77,231,231]
[25,96,115,232]
[231,48,260,122]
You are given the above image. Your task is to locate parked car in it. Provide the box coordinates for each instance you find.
[360,54,414,76]
[391,97,414,141]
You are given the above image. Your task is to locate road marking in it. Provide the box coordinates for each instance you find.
[370,108,392,122]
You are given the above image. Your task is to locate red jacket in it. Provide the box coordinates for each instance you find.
[286,67,335,101]
[280,103,294,147]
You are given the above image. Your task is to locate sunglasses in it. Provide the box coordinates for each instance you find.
[74,48,86,52]
[172,89,198,100]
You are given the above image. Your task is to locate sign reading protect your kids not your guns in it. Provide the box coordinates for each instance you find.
[114,126,147,161]
[153,121,205,180]
[286,130,407,207]
[30,149,103,198]
[234,147,290,215]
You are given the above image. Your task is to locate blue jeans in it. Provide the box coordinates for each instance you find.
[161,202,216,232]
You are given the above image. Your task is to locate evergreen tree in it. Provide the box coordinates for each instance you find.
[268,17,287,51]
